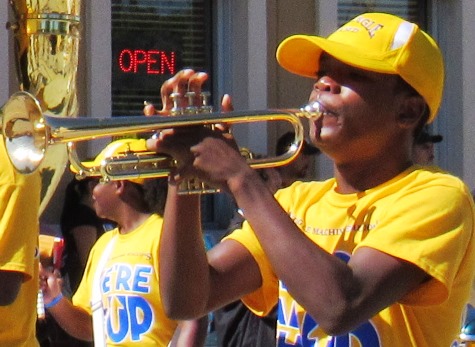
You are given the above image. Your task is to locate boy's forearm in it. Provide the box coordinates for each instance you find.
[160,184,210,319]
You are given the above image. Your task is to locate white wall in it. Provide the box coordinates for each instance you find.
[214,0,269,155]
[461,0,475,191]
[0,2,8,102]
[314,1,338,180]
[216,0,317,159]
[432,0,474,189]
[84,1,112,158]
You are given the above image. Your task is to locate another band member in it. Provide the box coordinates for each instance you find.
[40,138,207,347]
[0,130,41,346]
[412,126,443,165]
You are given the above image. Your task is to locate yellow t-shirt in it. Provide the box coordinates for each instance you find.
[226,166,475,347]
[0,139,40,346]
[73,214,178,346]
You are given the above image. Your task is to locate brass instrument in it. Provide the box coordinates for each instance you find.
[5,0,81,215]
[1,91,323,193]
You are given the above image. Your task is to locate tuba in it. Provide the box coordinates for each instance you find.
[6,0,81,216]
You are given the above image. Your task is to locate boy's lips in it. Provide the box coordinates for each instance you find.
[303,101,339,139]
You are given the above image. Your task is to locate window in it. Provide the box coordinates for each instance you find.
[111,0,213,116]
[337,0,427,28]
[110,0,217,227]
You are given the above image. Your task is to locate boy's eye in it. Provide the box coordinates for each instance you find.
[348,70,368,81]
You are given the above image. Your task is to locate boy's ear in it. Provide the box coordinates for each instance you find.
[115,180,126,193]
[397,95,427,129]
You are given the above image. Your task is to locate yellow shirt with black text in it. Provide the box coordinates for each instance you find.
[226,166,475,347]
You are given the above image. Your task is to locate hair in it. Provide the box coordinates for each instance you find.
[142,178,169,216]
[60,177,97,227]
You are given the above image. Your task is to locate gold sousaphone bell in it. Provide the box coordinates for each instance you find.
[6,0,81,215]
[0,91,323,194]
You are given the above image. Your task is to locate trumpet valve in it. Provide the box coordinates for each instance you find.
[178,178,219,195]
[184,91,199,115]
[200,91,213,113]
[170,92,183,116]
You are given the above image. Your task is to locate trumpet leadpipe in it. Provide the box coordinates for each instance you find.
[52,110,307,171]
[65,109,307,182]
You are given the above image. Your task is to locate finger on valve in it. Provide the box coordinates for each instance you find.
[210,94,232,133]
[143,101,156,116]
[221,93,234,113]
[187,72,209,105]
[160,69,196,112]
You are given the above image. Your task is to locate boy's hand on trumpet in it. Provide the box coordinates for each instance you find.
[143,68,233,115]
[144,69,251,193]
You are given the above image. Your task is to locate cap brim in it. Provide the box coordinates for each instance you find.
[69,160,146,185]
[69,138,149,185]
[276,35,398,79]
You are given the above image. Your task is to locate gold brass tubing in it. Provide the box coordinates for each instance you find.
[45,109,306,170]
[59,110,307,182]
[2,91,325,183]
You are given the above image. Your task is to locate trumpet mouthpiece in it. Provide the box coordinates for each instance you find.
[300,101,328,119]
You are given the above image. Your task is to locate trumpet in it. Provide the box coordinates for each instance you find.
[1,91,323,191]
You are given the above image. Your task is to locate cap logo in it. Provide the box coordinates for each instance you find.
[353,15,384,38]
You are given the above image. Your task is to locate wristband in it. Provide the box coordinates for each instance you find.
[44,293,63,309]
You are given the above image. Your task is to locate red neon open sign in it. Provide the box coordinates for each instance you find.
[118,49,176,75]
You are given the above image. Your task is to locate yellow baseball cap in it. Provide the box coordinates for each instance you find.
[71,138,148,185]
[276,12,444,123]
